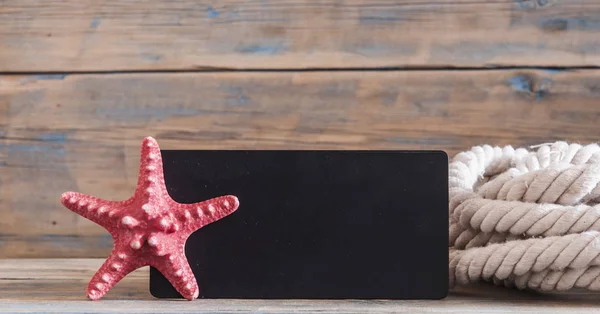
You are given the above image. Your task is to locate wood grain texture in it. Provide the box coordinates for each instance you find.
[1,259,600,313]
[1,69,600,257]
[2,0,600,71]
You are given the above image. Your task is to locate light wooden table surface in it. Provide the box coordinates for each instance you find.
[1,259,600,313]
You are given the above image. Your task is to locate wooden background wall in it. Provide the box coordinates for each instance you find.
[1,0,600,258]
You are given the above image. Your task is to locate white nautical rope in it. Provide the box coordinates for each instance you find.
[449,141,600,291]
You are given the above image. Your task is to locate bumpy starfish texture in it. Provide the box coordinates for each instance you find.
[60,137,239,300]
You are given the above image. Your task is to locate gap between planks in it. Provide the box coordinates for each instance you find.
[2,65,600,76]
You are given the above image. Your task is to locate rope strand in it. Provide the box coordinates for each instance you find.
[449,141,600,292]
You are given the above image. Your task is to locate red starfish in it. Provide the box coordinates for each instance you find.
[60,137,239,300]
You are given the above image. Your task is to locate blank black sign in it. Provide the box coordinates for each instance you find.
[150,150,448,299]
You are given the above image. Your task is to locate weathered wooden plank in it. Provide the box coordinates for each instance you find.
[2,0,600,71]
[0,259,148,301]
[1,259,600,313]
[2,69,600,258]
[0,234,113,258]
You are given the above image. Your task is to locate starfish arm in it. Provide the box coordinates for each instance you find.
[147,233,199,300]
[136,136,167,194]
[176,195,240,236]
[60,191,121,229]
[86,249,142,300]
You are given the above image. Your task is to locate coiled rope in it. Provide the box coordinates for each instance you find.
[449,141,600,291]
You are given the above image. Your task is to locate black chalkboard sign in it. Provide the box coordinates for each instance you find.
[150,150,448,299]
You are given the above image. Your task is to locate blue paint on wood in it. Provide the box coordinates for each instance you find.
[0,143,65,154]
[516,1,535,9]
[20,74,66,84]
[36,74,66,80]
[539,17,600,31]
[360,16,403,23]
[581,43,600,53]
[39,235,84,248]
[536,92,544,100]
[432,42,545,63]
[536,78,552,100]
[350,43,416,57]
[221,86,251,106]
[540,68,565,75]
[359,7,419,24]
[37,234,113,249]
[39,234,65,240]
[90,18,101,28]
[207,6,220,18]
[508,75,533,93]
[36,132,67,143]
[98,234,114,248]
[0,132,67,154]
[94,106,204,122]
[0,161,6,167]
[382,95,397,105]
[507,75,551,100]
[237,43,286,54]
[140,53,162,62]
